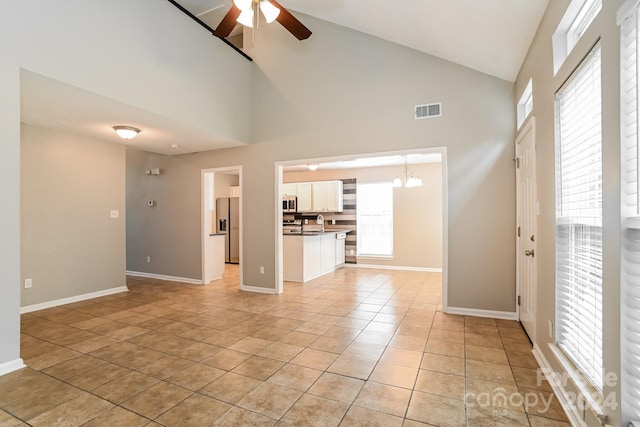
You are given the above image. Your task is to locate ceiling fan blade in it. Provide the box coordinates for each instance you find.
[270,0,312,40]
[214,5,241,38]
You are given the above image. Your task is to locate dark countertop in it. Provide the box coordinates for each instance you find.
[283,230,352,236]
[209,233,226,236]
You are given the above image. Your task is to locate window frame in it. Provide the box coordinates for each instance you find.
[554,43,604,393]
[356,182,394,258]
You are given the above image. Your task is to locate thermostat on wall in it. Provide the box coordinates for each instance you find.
[147,200,155,207]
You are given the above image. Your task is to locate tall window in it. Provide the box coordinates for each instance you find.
[555,45,603,392]
[619,0,640,422]
[357,183,393,256]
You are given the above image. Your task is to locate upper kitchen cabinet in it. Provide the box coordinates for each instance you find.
[311,180,343,212]
[296,183,313,212]
[283,180,343,213]
[283,183,297,197]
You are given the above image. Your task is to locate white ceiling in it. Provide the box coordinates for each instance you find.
[182,0,549,82]
[21,71,244,156]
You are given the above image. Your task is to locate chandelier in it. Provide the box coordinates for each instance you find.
[392,156,423,188]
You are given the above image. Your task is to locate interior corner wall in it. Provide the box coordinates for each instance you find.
[514,1,622,425]
[126,147,202,280]
[21,124,126,307]
[0,67,21,367]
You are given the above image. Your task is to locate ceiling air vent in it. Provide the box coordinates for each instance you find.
[414,103,442,120]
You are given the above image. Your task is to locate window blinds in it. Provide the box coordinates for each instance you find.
[555,45,603,392]
[619,0,640,423]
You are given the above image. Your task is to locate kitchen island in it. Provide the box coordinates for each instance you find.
[283,230,350,283]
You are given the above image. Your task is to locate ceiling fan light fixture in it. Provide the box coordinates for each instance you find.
[237,8,254,27]
[113,126,140,140]
[260,0,281,23]
[392,176,403,188]
[233,0,252,11]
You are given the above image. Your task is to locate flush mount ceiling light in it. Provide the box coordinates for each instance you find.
[113,126,140,140]
[392,156,423,188]
[306,164,319,171]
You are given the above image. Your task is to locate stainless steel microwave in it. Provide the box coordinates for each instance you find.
[283,196,297,213]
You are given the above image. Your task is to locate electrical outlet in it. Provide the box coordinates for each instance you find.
[350,249,355,255]
[146,256,151,263]
[110,210,119,219]
[548,320,554,339]
[260,266,265,274]
[24,278,32,289]
[331,219,336,225]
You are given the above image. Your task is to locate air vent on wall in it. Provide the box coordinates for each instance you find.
[414,102,442,120]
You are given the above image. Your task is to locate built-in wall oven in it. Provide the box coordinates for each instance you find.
[283,196,297,213]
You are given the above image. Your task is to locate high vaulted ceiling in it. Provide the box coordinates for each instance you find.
[180,0,550,82]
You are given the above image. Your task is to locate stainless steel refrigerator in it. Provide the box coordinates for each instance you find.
[216,197,240,264]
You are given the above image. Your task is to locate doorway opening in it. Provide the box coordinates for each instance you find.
[202,166,243,288]
[274,147,448,308]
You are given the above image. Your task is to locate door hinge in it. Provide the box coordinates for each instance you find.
[517,295,521,306]
[517,226,521,237]
[513,157,520,168]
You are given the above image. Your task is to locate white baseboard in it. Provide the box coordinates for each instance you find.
[0,358,25,377]
[445,306,518,320]
[344,264,442,273]
[532,343,586,427]
[126,271,203,285]
[20,286,129,314]
[241,285,278,294]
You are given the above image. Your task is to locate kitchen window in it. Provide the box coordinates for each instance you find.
[554,44,603,392]
[357,182,393,257]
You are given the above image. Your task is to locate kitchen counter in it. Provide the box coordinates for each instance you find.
[283,230,352,236]
[283,230,351,282]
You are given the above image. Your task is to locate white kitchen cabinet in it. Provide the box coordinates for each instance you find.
[283,232,340,282]
[283,183,297,197]
[296,183,312,212]
[284,180,343,213]
[335,233,346,267]
[311,180,343,212]
[320,233,336,273]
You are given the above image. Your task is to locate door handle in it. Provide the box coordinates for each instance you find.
[525,249,535,257]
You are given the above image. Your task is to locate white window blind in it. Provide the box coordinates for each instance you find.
[619,0,640,423]
[555,45,603,392]
[357,183,393,256]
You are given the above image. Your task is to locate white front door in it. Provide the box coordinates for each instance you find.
[516,117,537,342]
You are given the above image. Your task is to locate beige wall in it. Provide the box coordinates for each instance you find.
[514,1,622,425]
[126,13,517,312]
[21,124,126,306]
[0,0,251,369]
[284,163,443,270]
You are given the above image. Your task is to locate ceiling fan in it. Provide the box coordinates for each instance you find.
[214,0,312,41]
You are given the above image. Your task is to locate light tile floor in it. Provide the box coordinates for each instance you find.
[2,265,570,426]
